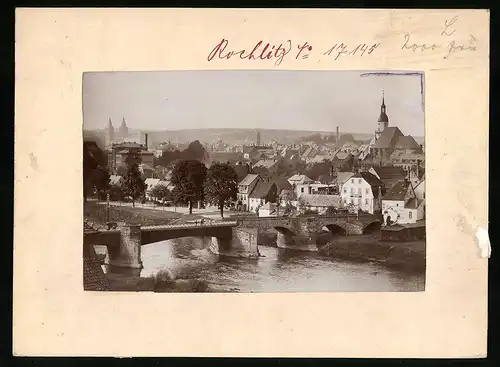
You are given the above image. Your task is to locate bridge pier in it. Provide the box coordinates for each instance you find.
[210,228,259,259]
[108,225,143,271]
[277,232,318,252]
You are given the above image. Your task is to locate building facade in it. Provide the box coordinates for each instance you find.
[340,172,384,214]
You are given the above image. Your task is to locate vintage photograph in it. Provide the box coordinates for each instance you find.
[83,70,426,293]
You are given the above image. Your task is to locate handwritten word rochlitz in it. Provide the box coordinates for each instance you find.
[323,43,380,60]
[207,39,313,66]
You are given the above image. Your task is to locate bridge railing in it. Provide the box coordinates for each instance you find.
[141,221,238,230]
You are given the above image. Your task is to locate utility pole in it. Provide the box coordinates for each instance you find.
[106,192,110,224]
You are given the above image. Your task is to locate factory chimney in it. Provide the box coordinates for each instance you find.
[336,126,339,146]
[145,133,148,150]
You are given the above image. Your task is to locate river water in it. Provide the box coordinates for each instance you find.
[102,237,424,292]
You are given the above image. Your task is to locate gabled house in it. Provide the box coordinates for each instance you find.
[248,182,278,213]
[237,174,262,211]
[381,179,424,225]
[287,174,315,187]
[252,159,280,177]
[369,166,407,191]
[270,175,293,196]
[340,171,384,214]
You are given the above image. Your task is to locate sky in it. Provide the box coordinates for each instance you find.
[83,70,425,137]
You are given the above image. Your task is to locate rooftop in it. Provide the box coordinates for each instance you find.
[372,127,404,149]
[239,173,260,186]
[382,180,410,201]
[299,194,342,207]
[249,182,275,199]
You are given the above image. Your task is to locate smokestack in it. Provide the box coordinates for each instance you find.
[145,133,148,150]
[336,126,339,145]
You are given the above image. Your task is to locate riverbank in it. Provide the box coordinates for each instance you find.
[104,271,211,292]
[317,233,426,275]
[84,201,195,226]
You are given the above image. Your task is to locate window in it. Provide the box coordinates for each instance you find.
[358,179,361,184]
[351,188,354,193]
[365,198,368,205]
[351,179,354,184]
[358,188,362,195]
[351,199,354,204]
[343,188,347,193]
[366,188,369,195]
[301,187,304,193]
[409,211,413,219]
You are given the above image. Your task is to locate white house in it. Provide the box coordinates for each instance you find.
[340,172,384,214]
[381,179,425,225]
[144,178,161,200]
[248,182,278,213]
[237,174,262,211]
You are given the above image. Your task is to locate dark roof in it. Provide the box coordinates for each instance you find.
[370,166,406,188]
[382,180,410,201]
[371,166,406,178]
[372,127,404,149]
[249,182,276,199]
[393,135,422,150]
[270,176,293,190]
[83,244,109,291]
[318,174,336,184]
[404,197,422,209]
[351,171,384,187]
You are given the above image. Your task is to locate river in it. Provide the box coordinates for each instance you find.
[101,237,424,292]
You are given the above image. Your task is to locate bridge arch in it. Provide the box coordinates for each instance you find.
[273,226,297,237]
[362,220,381,234]
[322,223,347,236]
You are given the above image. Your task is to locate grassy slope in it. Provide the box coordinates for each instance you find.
[84,201,188,226]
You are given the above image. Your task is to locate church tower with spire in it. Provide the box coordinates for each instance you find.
[375,90,389,140]
[119,117,129,139]
[106,117,115,147]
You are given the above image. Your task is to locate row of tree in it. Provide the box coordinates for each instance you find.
[170,160,238,217]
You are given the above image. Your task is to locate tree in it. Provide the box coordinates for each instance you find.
[185,140,208,161]
[121,150,147,207]
[171,159,207,214]
[83,140,105,202]
[90,166,111,201]
[204,163,238,218]
[150,184,172,204]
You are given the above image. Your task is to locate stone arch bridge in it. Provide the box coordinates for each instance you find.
[83,214,381,271]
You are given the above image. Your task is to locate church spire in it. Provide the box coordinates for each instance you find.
[381,90,386,112]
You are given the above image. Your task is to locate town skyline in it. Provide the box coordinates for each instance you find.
[83,70,425,137]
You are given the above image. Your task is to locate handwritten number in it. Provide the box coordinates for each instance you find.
[323,44,337,56]
[368,43,379,54]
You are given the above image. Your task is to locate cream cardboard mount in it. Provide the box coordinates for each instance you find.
[14,8,489,357]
